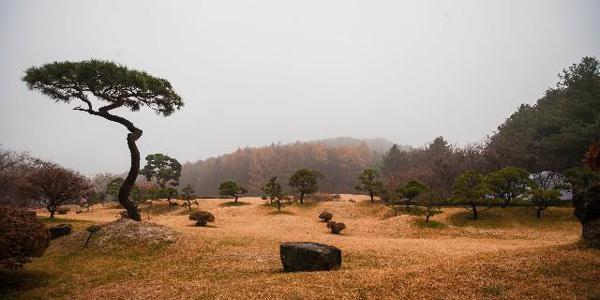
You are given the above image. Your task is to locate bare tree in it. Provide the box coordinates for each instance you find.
[26,163,92,218]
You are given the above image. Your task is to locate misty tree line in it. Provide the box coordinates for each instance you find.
[179,141,377,196]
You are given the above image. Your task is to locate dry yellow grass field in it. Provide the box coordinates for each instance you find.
[2,195,599,299]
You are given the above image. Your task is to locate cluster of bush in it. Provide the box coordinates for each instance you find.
[319,211,346,234]
[0,206,49,269]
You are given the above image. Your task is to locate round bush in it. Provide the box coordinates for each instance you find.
[318,211,333,222]
[0,206,49,269]
[326,220,346,234]
[188,210,200,220]
[192,211,215,226]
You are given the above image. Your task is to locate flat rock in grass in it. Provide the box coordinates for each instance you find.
[280,242,342,272]
[49,224,72,239]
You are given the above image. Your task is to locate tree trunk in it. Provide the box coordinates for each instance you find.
[83,104,143,221]
[370,191,374,203]
[582,218,600,249]
[300,193,305,205]
[536,209,541,219]
[235,196,239,203]
[84,232,94,248]
[118,129,143,221]
[472,204,478,220]
[50,210,55,218]
[425,213,431,222]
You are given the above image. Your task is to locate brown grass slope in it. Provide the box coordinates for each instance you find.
[1,195,599,299]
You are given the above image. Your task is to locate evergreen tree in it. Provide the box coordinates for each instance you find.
[485,167,532,207]
[141,153,182,206]
[218,181,247,203]
[261,176,283,204]
[451,170,494,220]
[23,60,183,221]
[355,169,383,203]
[289,169,323,204]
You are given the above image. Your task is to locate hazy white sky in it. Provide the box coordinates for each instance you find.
[1,0,599,175]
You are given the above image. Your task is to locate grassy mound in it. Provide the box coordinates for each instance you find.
[60,219,179,251]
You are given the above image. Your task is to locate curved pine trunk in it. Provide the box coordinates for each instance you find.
[118,129,142,221]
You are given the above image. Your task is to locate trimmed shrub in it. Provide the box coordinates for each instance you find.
[0,206,49,269]
[192,211,215,226]
[318,211,333,222]
[84,225,101,247]
[189,210,200,220]
[326,221,346,234]
[57,206,70,215]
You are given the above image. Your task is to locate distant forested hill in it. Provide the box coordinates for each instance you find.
[180,138,404,196]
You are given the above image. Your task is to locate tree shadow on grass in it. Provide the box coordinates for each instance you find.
[219,201,251,207]
[0,269,52,297]
[414,219,447,229]
[289,201,319,209]
[186,224,218,228]
[267,210,295,216]
[447,207,576,229]
[447,210,499,227]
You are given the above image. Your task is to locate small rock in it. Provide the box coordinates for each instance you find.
[49,224,72,239]
[280,242,342,272]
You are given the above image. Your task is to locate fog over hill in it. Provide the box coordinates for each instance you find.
[311,137,411,155]
[178,137,403,196]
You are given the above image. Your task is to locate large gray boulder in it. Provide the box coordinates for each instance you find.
[48,224,72,239]
[280,242,341,272]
